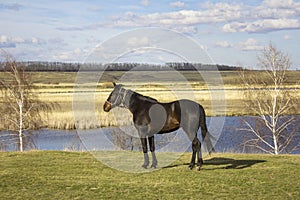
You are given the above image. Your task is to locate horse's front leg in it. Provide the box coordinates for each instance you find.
[136,125,150,168]
[140,137,149,168]
[148,136,157,168]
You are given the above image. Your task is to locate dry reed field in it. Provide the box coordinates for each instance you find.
[1,71,299,129]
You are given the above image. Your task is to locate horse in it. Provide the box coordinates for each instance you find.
[103,83,214,170]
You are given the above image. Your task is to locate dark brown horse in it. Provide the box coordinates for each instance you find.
[103,83,214,170]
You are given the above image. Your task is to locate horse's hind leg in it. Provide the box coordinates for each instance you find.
[190,137,203,170]
[189,138,197,170]
[195,138,203,171]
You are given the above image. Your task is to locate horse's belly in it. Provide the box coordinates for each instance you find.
[158,119,180,134]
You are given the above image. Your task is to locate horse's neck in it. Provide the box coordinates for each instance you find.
[127,91,158,113]
[135,92,158,103]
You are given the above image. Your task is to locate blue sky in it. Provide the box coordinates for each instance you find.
[0,0,300,69]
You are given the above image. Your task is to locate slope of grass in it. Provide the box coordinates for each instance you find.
[0,151,299,199]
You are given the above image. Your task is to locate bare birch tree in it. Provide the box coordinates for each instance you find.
[0,52,55,151]
[240,44,299,154]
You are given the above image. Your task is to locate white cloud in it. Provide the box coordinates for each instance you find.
[74,48,82,54]
[215,41,233,48]
[31,37,39,44]
[0,35,46,48]
[109,0,300,34]
[254,0,300,19]
[140,0,149,6]
[238,38,264,51]
[283,34,291,40]
[172,26,198,34]
[52,48,87,61]
[11,36,25,43]
[110,6,242,33]
[223,19,300,33]
[0,35,8,43]
[222,23,239,33]
[0,3,22,11]
[170,1,186,8]
[109,1,248,32]
[127,36,149,46]
[223,0,300,33]
[0,35,15,48]
[263,0,295,9]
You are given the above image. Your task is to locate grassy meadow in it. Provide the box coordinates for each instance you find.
[0,151,299,199]
[0,71,299,129]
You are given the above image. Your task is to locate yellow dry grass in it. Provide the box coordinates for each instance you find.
[0,71,299,129]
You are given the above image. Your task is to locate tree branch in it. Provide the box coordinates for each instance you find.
[241,120,275,150]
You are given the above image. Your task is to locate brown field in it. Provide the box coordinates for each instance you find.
[0,71,299,129]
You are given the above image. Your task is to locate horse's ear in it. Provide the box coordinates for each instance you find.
[112,82,116,87]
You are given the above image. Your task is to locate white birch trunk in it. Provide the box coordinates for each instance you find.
[19,103,23,152]
[273,133,278,155]
[18,92,24,152]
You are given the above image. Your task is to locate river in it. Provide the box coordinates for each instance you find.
[1,116,299,154]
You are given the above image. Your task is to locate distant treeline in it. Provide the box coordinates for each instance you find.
[0,61,243,72]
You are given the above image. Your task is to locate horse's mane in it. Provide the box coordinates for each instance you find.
[135,92,158,103]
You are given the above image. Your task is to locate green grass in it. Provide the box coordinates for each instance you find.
[0,151,299,199]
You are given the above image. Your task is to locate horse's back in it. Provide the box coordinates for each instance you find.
[176,99,202,114]
[161,99,201,123]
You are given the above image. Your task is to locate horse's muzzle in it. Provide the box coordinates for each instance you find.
[103,101,112,112]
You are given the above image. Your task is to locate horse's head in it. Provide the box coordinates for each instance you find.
[103,83,124,112]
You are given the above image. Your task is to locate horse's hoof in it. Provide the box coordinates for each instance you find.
[189,165,194,170]
[142,164,149,169]
[196,166,201,171]
[151,165,157,169]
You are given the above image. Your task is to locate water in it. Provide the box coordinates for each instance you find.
[1,116,299,154]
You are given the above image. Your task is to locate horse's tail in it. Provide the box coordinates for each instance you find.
[199,104,215,154]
